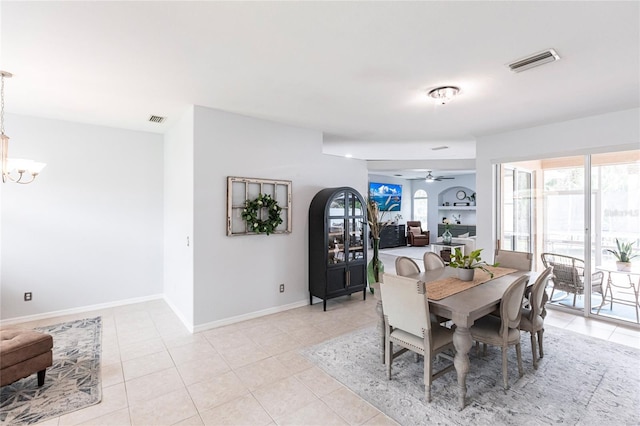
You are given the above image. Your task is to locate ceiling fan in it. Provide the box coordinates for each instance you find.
[425,171,455,182]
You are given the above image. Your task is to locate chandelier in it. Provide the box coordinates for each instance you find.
[427,86,460,105]
[1,71,46,184]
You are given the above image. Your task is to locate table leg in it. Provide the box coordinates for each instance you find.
[452,325,473,410]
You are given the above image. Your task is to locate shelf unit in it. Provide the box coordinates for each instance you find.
[309,187,367,311]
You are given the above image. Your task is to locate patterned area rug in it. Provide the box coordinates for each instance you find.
[1,317,102,425]
[301,325,640,425]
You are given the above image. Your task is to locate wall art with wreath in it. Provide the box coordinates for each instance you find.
[227,176,292,236]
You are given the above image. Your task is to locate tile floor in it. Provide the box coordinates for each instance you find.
[11,255,640,425]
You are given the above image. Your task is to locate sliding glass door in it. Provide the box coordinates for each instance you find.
[498,150,640,325]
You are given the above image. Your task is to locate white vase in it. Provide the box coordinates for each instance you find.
[616,261,632,272]
[457,268,475,281]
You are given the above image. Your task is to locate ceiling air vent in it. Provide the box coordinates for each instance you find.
[508,49,560,73]
[148,115,166,123]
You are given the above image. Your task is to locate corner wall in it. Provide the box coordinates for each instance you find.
[192,106,368,328]
[1,114,164,320]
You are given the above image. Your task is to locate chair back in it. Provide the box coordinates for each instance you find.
[494,250,533,271]
[380,273,431,337]
[423,252,446,271]
[395,256,421,277]
[406,221,423,230]
[541,253,584,290]
[528,267,552,319]
[500,275,529,332]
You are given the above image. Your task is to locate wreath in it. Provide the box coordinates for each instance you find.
[241,193,283,235]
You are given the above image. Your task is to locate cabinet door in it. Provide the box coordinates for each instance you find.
[327,267,346,294]
[328,192,346,265]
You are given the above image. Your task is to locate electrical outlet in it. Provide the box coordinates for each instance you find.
[279,284,285,293]
[24,292,32,301]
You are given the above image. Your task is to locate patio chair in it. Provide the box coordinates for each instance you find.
[541,253,605,307]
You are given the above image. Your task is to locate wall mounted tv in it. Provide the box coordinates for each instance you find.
[369,182,402,211]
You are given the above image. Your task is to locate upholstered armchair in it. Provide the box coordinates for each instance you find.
[406,221,430,246]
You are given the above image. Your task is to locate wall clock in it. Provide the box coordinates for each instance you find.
[456,190,467,200]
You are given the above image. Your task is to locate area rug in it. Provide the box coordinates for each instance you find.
[301,325,640,425]
[0,317,102,425]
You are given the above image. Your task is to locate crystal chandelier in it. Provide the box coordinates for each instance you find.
[1,71,46,184]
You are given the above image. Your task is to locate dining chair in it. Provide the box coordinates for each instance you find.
[423,252,446,271]
[519,267,552,369]
[395,256,421,277]
[380,273,455,402]
[470,275,528,389]
[494,249,533,271]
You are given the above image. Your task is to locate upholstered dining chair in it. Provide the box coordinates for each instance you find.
[541,253,605,307]
[423,252,446,271]
[494,250,533,271]
[395,256,421,277]
[470,275,528,389]
[380,273,455,402]
[519,267,552,369]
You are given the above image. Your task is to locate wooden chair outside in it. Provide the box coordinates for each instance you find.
[395,256,420,277]
[470,275,528,389]
[519,267,552,369]
[541,253,605,306]
[423,252,446,271]
[380,273,455,402]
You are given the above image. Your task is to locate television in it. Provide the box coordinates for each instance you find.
[369,182,402,211]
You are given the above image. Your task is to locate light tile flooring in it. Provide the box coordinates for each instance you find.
[12,257,639,425]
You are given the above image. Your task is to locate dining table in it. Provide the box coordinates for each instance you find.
[376,266,534,410]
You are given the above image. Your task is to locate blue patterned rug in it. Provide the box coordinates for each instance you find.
[301,325,640,425]
[0,317,102,425]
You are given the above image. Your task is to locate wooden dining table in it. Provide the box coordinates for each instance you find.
[376,266,534,410]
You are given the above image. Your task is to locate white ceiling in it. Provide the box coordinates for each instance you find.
[2,2,638,179]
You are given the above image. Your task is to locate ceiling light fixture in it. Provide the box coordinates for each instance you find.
[427,86,460,105]
[1,71,46,184]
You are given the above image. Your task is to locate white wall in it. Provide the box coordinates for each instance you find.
[163,107,195,328]
[1,114,164,320]
[475,108,640,258]
[191,106,368,328]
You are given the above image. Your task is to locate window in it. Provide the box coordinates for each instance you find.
[413,189,428,226]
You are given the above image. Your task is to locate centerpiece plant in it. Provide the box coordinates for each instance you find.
[366,196,398,292]
[448,248,498,281]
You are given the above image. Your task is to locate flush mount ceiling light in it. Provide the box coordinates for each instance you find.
[427,86,460,105]
[1,71,46,184]
[508,48,560,73]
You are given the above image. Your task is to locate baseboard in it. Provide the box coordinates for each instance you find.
[0,294,164,326]
[192,299,309,333]
[162,296,195,333]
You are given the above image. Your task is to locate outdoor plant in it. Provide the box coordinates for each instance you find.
[606,239,638,263]
[448,248,499,278]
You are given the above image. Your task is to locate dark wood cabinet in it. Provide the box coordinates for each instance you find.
[379,225,406,249]
[309,187,367,311]
[437,224,476,237]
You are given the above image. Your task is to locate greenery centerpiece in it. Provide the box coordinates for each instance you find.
[366,196,398,292]
[448,248,498,281]
[606,239,638,271]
